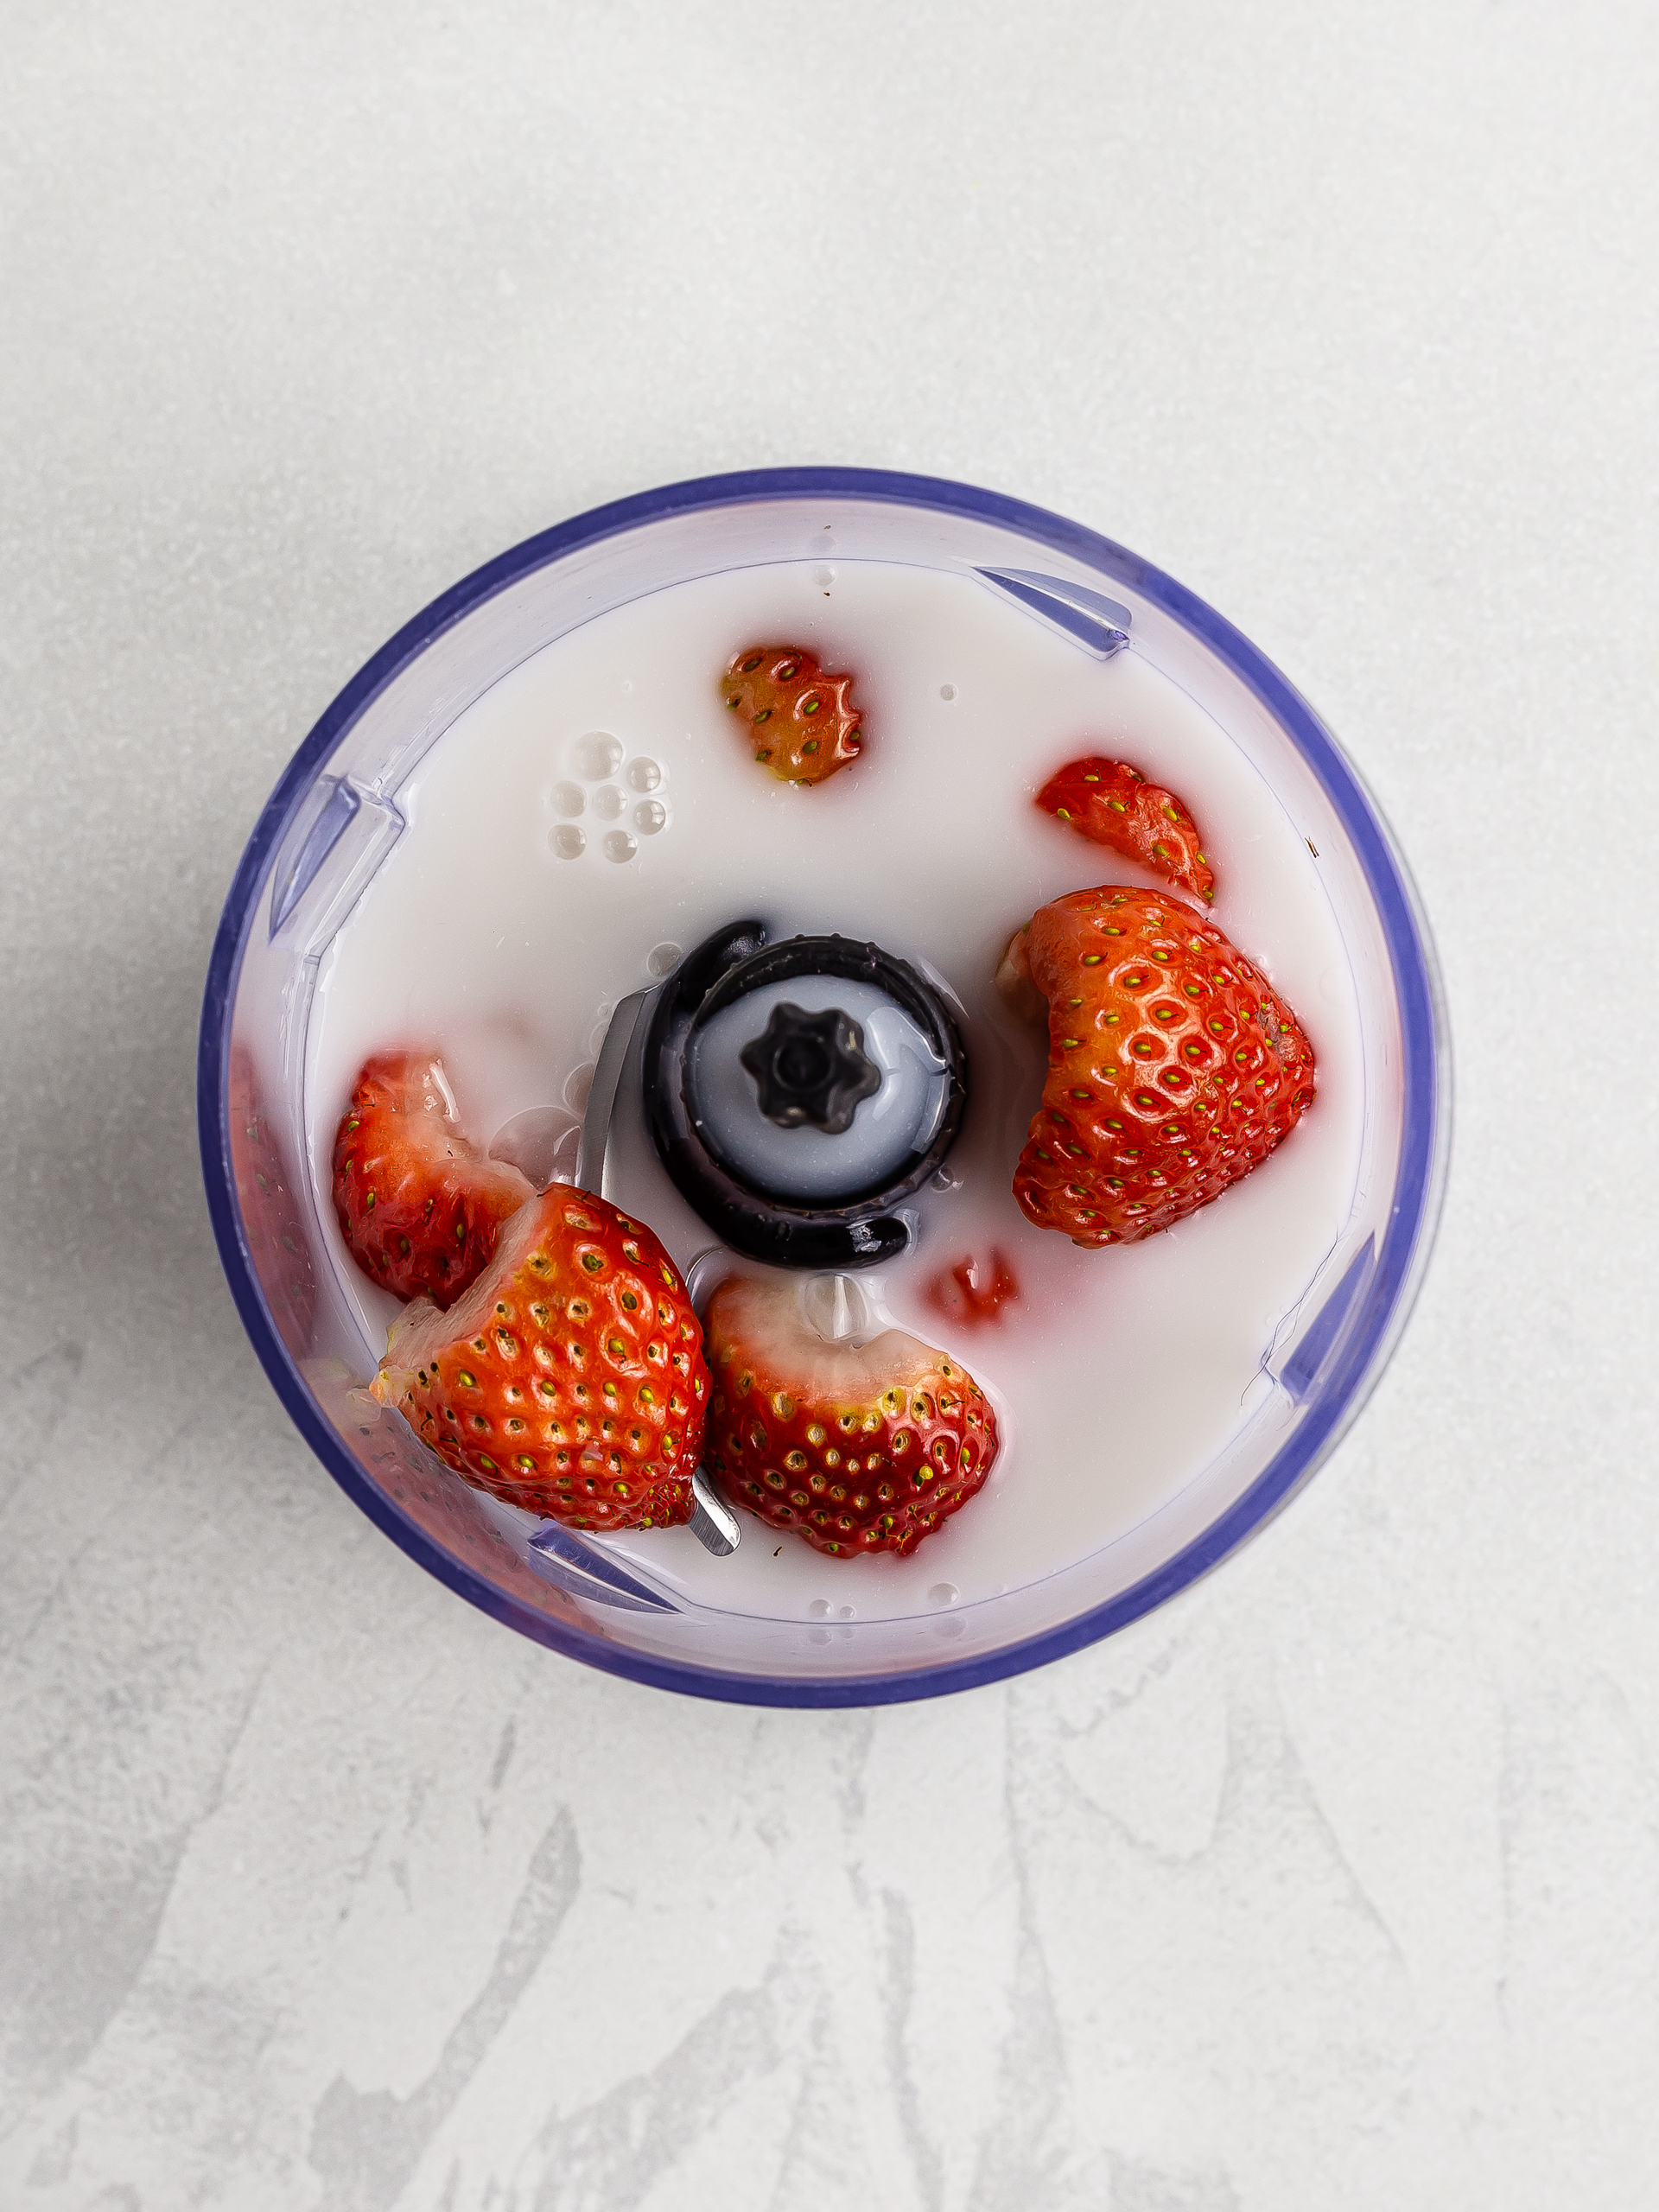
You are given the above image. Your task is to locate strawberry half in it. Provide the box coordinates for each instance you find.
[721,645,864,785]
[1001,886,1315,1246]
[1035,756,1216,903]
[372,1189,709,1530]
[702,1273,999,1558]
[332,1051,534,1309]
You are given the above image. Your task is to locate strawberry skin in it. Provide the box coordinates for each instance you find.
[721,645,864,784]
[1035,756,1216,903]
[332,1052,534,1309]
[1003,886,1315,1246]
[702,1273,999,1558]
[372,1190,709,1530]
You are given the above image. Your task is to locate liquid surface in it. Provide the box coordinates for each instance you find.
[308,559,1365,1620]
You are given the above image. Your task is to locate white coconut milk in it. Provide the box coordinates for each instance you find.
[307,559,1364,1620]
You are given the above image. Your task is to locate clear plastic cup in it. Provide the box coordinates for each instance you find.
[199,468,1450,1707]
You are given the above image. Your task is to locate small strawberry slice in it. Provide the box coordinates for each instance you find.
[372,1189,709,1530]
[332,1052,534,1308]
[702,1273,999,1558]
[1001,885,1315,1246]
[1035,756,1216,902]
[721,645,864,784]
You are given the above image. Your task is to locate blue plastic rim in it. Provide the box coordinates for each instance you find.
[199,467,1451,1707]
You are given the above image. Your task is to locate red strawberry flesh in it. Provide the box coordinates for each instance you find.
[1035,756,1216,902]
[332,1051,534,1309]
[925,1249,1020,1328]
[1003,885,1316,1246]
[229,1045,317,1356]
[372,1189,709,1530]
[702,1273,999,1558]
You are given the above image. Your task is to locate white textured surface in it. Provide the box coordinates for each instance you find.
[3,3,1657,2206]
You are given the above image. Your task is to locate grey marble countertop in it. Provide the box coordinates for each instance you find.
[4,4,1658,2207]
